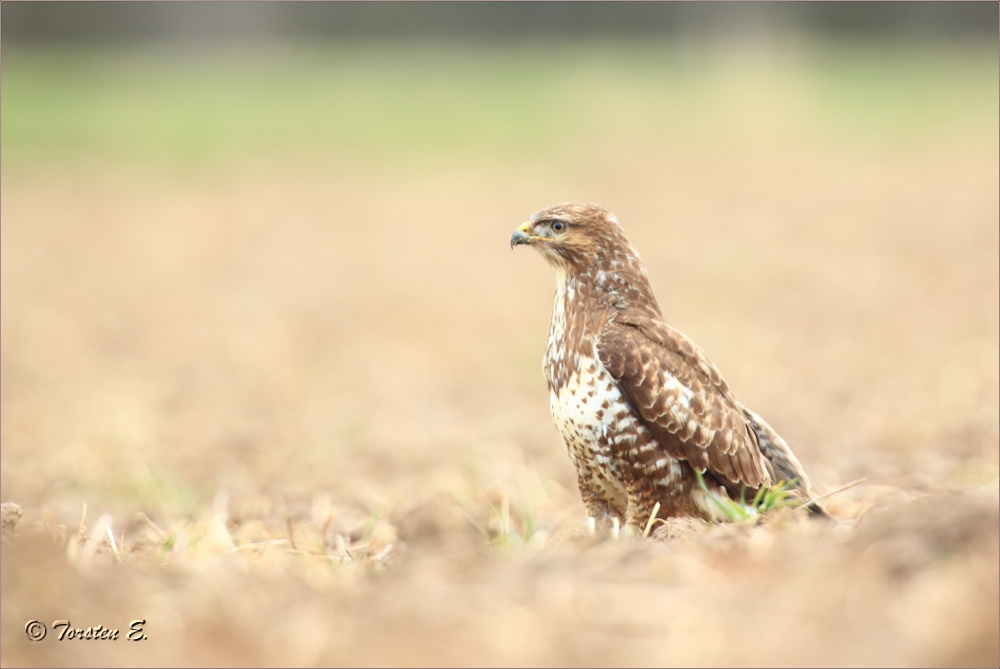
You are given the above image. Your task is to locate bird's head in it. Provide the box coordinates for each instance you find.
[512,202,660,315]
[510,202,638,276]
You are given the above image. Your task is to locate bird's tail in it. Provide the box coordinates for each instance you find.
[742,406,834,520]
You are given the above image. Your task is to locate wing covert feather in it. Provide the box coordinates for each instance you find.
[598,317,772,489]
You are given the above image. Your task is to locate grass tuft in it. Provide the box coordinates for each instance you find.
[695,470,803,522]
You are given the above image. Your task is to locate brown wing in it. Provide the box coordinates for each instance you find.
[597,315,772,489]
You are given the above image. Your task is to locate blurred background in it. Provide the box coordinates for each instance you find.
[2,3,998,667]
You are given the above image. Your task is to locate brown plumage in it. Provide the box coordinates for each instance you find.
[511,202,826,531]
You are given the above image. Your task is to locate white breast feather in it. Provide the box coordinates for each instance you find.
[549,354,632,508]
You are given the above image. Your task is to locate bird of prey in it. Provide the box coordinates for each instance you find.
[511,203,827,533]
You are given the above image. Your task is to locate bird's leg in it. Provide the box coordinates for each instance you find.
[624,498,649,536]
[623,483,670,536]
[577,472,621,536]
[584,506,620,537]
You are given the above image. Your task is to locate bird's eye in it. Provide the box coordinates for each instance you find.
[552,221,567,233]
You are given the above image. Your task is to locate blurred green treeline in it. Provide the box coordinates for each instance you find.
[2,2,997,167]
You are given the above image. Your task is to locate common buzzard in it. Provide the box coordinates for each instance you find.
[511,203,827,533]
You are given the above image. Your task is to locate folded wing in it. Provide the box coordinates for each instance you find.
[597,315,773,490]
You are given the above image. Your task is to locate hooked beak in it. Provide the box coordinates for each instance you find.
[510,220,553,249]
